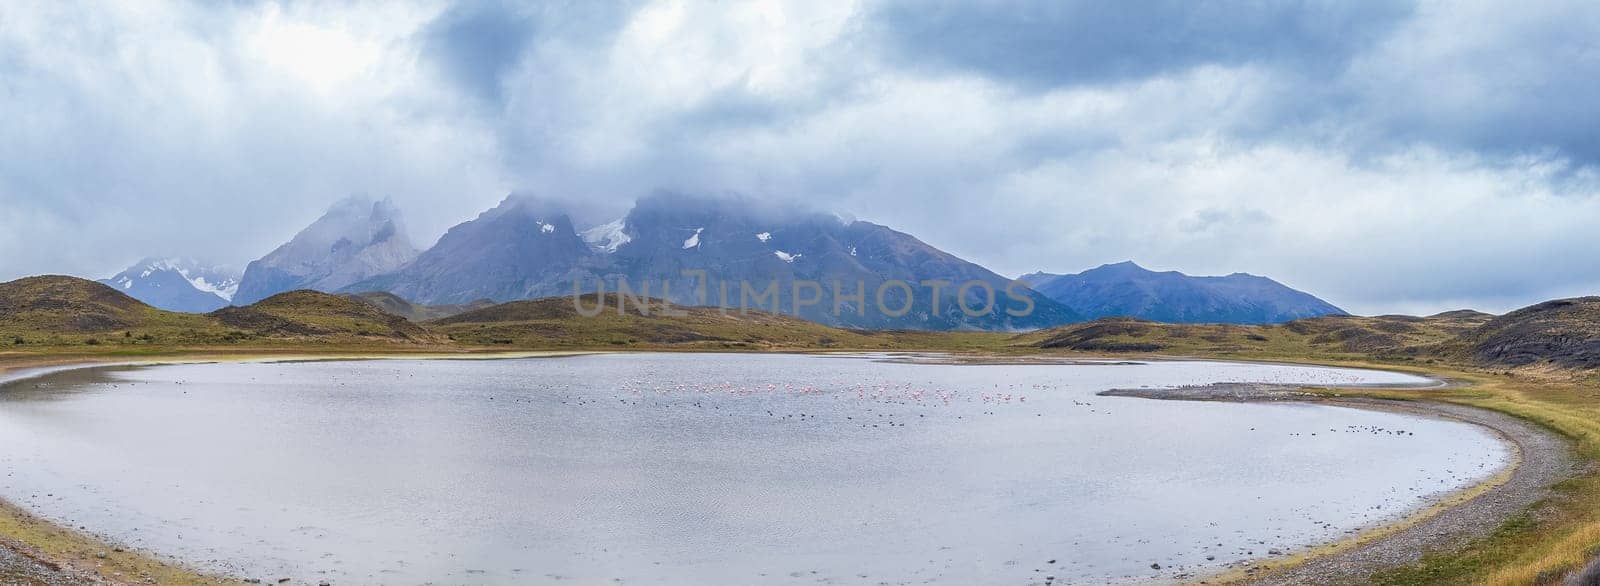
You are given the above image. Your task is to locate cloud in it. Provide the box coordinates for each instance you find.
[1336,1,1600,165]
[0,2,507,279]
[868,0,1415,90]
[417,1,636,109]
[419,1,537,106]
[1,0,1598,317]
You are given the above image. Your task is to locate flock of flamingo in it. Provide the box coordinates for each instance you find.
[611,379,1060,408]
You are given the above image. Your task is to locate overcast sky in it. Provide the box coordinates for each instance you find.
[2,1,1598,315]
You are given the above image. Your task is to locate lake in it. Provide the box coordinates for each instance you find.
[0,353,1507,585]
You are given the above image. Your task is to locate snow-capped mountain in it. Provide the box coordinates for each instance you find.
[342,192,1081,330]
[99,258,240,313]
[233,196,419,305]
[593,192,1081,330]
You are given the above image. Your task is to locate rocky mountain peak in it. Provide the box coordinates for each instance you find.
[232,195,420,305]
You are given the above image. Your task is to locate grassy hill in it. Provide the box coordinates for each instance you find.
[0,275,195,333]
[345,291,493,322]
[1,277,438,348]
[1020,310,1499,364]
[1018,299,1600,372]
[0,276,223,345]
[1438,297,1600,369]
[429,295,891,349]
[428,296,1015,351]
[212,290,433,341]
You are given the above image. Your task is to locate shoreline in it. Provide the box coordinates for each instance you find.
[0,353,1577,585]
[1101,383,1579,584]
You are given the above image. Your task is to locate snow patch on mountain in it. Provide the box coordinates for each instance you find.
[682,227,703,249]
[188,274,240,301]
[581,218,632,253]
[774,250,801,263]
[756,232,771,243]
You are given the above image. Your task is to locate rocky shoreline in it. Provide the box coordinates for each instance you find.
[1101,383,1580,585]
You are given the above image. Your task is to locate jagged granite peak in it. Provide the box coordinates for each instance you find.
[97,257,240,313]
[233,196,419,305]
[340,193,598,304]
[1022,261,1346,324]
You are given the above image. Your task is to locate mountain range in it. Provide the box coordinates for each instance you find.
[339,192,1079,330]
[1020,261,1347,325]
[99,193,1348,330]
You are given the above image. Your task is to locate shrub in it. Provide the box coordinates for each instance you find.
[11,336,24,345]
[84,338,101,346]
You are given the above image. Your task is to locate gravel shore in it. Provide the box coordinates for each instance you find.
[0,537,86,585]
[1103,384,1579,585]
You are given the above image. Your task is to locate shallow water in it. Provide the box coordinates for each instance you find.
[0,354,1505,585]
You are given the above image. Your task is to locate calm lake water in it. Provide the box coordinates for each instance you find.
[0,354,1506,585]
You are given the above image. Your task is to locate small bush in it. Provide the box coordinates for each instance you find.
[11,336,24,345]
[84,338,101,346]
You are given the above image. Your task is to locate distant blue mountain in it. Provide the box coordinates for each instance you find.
[1019,261,1346,325]
[99,258,239,313]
